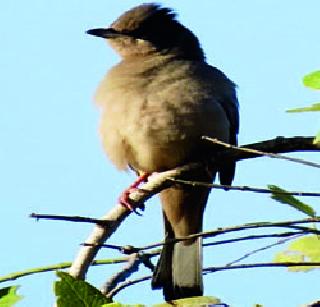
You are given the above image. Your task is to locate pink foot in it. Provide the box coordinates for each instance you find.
[119,173,151,212]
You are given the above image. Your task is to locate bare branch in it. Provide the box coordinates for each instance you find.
[0,257,131,284]
[68,204,130,279]
[205,136,319,164]
[101,253,141,295]
[226,235,301,266]
[0,229,314,285]
[30,213,111,226]
[68,167,186,279]
[204,136,320,168]
[67,136,320,280]
[104,261,320,297]
[95,230,313,253]
[204,262,320,273]
[66,218,320,254]
[204,231,304,248]
[176,218,320,242]
[106,275,152,298]
[101,252,155,297]
[169,179,320,197]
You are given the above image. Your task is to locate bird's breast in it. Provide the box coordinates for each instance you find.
[95,59,230,172]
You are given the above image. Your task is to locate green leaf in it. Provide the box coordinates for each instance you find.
[314,131,320,144]
[268,185,316,217]
[303,70,320,90]
[153,296,221,306]
[55,271,112,307]
[273,235,320,272]
[286,102,320,113]
[0,286,23,307]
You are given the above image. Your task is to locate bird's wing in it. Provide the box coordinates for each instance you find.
[218,88,239,185]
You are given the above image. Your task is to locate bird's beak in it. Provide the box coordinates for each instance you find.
[86,28,125,39]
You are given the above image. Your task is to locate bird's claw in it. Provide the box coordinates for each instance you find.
[119,188,140,214]
[118,173,150,215]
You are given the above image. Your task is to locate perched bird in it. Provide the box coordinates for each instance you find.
[87,3,239,301]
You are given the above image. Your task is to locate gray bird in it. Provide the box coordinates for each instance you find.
[87,3,239,301]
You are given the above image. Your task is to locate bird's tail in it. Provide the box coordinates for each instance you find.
[152,165,214,300]
[152,235,203,301]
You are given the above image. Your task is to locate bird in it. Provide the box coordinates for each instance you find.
[87,3,239,301]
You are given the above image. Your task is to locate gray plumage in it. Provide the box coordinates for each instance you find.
[88,3,239,301]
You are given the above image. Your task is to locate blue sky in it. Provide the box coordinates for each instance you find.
[1,1,320,306]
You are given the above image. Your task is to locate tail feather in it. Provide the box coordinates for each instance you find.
[152,166,214,300]
[172,238,203,297]
[152,238,203,301]
[219,160,236,185]
[151,240,173,289]
[151,214,174,295]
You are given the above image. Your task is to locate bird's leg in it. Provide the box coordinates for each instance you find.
[119,172,151,212]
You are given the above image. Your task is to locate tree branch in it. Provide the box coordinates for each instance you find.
[95,222,318,252]
[101,253,141,295]
[68,136,320,280]
[106,275,152,298]
[102,261,320,297]
[225,235,301,266]
[68,168,184,279]
[168,179,320,197]
[213,136,319,160]
[204,262,320,273]
[101,252,155,296]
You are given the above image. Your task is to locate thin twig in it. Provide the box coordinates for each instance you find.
[204,262,320,273]
[101,252,155,296]
[30,213,112,226]
[93,230,309,253]
[169,179,320,197]
[31,211,320,241]
[101,253,141,295]
[226,235,302,266]
[175,219,320,242]
[0,230,313,285]
[105,261,320,297]
[204,231,305,248]
[76,218,320,255]
[106,275,152,298]
[203,136,320,168]
[0,258,130,284]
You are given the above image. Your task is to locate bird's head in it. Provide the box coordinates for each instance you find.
[87,3,205,60]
